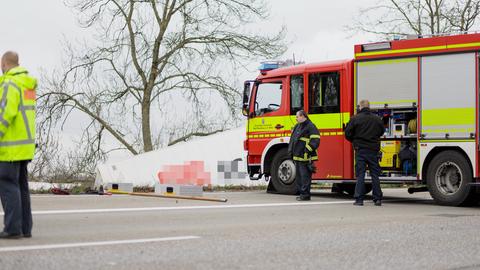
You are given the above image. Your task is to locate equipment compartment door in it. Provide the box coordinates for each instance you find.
[357,58,418,109]
[421,53,476,140]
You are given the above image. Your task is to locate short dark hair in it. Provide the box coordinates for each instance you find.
[297,110,309,120]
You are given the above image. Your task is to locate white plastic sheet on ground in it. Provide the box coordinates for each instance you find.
[95,126,264,187]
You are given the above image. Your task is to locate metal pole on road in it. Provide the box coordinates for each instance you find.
[108,189,228,203]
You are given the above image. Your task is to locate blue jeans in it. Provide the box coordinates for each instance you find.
[354,149,383,201]
[0,161,32,235]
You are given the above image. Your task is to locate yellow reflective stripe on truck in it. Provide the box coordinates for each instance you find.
[342,112,350,124]
[247,116,294,133]
[357,58,417,66]
[247,112,350,138]
[422,108,475,126]
[419,139,475,143]
[309,113,342,129]
[447,42,480,49]
[370,100,417,105]
[356,41,480,58]
[422,127,475,133]
[356,45,447,58]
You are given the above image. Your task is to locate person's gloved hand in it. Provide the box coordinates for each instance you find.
[307,161,317,173]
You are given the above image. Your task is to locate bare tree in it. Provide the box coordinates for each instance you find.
[38,0,285,166]
[349,0,480,38]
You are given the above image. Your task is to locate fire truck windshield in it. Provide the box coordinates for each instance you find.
[254,82,282,116]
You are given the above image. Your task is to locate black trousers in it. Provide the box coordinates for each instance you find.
[0,161,32,235]
[354,149,383,201]
[295,161,311,197]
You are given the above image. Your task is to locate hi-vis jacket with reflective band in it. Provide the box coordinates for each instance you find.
[288,119,320,162]
[0,67,37,161]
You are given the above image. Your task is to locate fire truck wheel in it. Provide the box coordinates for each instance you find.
[270,148,297,195]
[426,150,476,206]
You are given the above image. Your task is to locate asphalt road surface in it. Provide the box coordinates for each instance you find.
[0,189,479,270]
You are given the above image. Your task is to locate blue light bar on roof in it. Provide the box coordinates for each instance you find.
[259,61,280,72]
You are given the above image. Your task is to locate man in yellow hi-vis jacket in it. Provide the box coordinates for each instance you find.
[0,51,36,239]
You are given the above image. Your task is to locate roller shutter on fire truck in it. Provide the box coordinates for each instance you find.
[356,58,418,108]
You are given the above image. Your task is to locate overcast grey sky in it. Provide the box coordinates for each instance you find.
[0,0,379,156]
[0,0,378,79]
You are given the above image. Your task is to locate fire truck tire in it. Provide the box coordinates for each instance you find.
[270,148,297,195]
[426,150,476,206]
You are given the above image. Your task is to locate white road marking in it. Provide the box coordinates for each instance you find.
[30,201,355,215]
[0,236,200,252]
[30,195,129,198]
[0,199,431,216]
[0,201,353,216]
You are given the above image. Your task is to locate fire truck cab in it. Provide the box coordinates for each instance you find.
[243,33,480,206]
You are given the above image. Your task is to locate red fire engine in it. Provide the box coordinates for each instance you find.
[242,32,480,206]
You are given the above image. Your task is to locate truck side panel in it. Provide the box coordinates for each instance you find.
[357,58,418,109]
[420,53,476,139]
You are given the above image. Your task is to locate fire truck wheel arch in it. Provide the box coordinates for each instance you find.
[261,137,290,175]
[425,149,476,206]
[420,142,476,181]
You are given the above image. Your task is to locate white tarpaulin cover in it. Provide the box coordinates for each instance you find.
[95,126,260,187]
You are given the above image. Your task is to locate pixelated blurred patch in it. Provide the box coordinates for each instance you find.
[217,160,247,180]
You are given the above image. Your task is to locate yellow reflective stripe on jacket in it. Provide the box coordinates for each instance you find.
[0,118,9,128]
[0,83,11,134]
[0,139,35,146]
[299,137,310,143]
[293,155,318,162]
[309,134,320,139]
[293,152,318,162]
[305,144,313,152]
[8,82,33,140]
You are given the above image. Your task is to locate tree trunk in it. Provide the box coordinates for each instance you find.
[141,95,153,152]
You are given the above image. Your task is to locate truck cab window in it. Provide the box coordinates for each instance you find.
[290,75,304,115]
[309,72,340,114]
[255,82,283,116]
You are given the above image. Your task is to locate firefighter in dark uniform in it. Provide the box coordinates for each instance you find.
[288,110,320,201]
[345,100,384,206]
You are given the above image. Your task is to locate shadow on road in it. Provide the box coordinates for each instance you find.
[306,189,480,208]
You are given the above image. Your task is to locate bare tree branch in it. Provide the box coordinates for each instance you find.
[347,0,480,39]
[37,0,286,177]
[168,128,224,146]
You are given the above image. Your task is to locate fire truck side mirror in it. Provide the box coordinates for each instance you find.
[242,81,252,116]
[242,107,248,116]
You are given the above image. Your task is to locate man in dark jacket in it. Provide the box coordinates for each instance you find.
[288,110,320,201]
[345,100,384,206]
